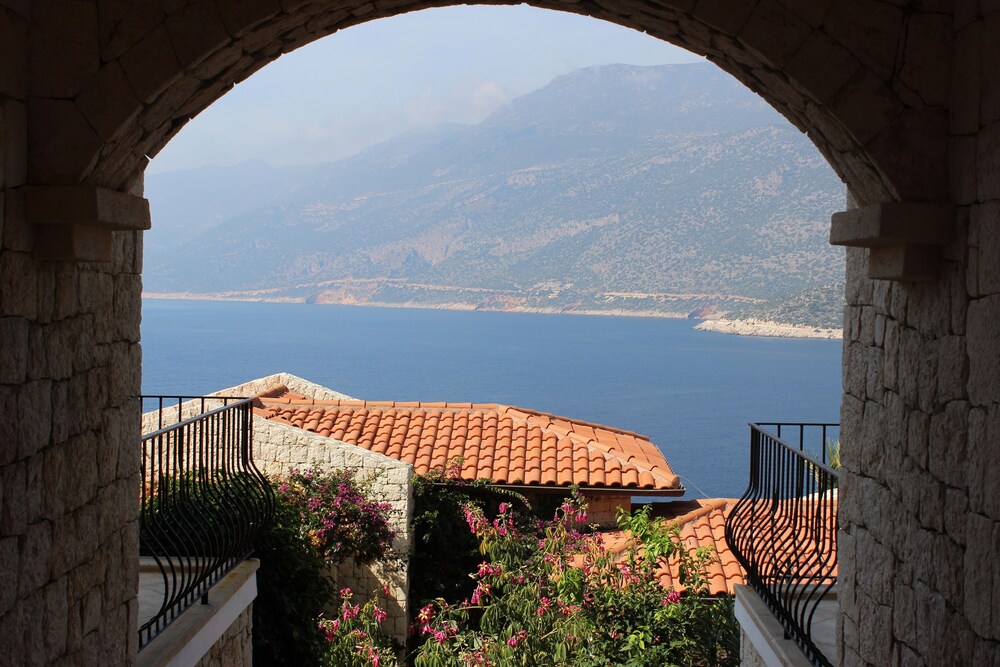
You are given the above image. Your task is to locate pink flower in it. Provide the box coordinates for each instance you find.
[506,630,526,647]
[343,603,361,620]
[372,607,387,623]
[663,590,682,605]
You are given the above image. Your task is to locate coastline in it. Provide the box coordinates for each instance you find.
[142,291,694,320]
[693,317,842,340]
[143,292,841,340]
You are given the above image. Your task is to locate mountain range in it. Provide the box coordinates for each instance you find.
[144,62,846,326]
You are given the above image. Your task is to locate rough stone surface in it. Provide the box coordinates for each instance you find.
[139,373,413,647]
[835,13,1000,665]
[739,628,767,667]
[192,604,253,667]
[6,2,1000,666]
[251,416,413,644]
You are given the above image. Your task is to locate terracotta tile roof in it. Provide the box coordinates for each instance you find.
[254,387,681,493]
[596,499,743,595]
[596,497,838,596]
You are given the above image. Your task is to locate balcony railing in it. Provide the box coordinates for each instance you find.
[725,422,839,667]
[138,396,274,650]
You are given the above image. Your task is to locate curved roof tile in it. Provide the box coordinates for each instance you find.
[256,390,682,493]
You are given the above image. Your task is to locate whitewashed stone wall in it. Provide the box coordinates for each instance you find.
[739,629,767,667]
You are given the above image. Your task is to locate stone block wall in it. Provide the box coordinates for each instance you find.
[738,629,766,667]
[252,416,413,644]
[193,605,253,667]
[836,7,1000,665]
[139,374,414,644]
[0,3,142,664]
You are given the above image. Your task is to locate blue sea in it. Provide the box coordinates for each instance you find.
[140,299,842,499]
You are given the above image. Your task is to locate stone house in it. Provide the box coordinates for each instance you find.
[1,2,998,666]
[178,371,684,644]
[248,374,685,524]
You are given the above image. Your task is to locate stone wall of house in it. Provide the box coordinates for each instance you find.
[837,7,1000,665]
[738,629,766,667]
[193,605,253,667]
[253,417,413,645]
[0,3,142,663]
[138,374,413,643]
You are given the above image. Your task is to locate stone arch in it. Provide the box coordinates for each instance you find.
[29,0,950,208]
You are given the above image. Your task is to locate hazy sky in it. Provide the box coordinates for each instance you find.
[149,6,701,174]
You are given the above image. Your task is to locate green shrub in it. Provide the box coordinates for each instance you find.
[414,496,739,667]
[252,467,398,667]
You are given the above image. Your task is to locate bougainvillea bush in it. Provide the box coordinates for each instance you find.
[280,467,397,563]
[253,467,399,666]
[412,495,739,667]
[318,587,399,667]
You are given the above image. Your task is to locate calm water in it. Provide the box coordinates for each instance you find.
[141,299,842,499]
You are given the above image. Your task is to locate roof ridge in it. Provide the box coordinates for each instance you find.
[501,405,650,440]
[667,498,732,527]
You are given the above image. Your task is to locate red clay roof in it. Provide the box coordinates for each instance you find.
[598,499,743,595]
[597,497,838,596]
[254,387,681,493]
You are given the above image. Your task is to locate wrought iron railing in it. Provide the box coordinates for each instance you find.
[725,422,839,667]
[138,396,273,650]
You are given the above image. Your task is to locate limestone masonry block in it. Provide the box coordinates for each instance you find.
[784,30,860,104]
[3,98,27,189]
[976,121,1000,201]
[823,0,901,81]
[828,69,901,147]
[739,0,811,69]
[27,99,102,185]
[27,0,99,99]
[950,137,978,205]
[692,0,756,35]
[968,407,1000,518]
[962,512,999,639]
[966,295,1000,405]
[76,63,142,143]
[898,13,951,109]
[980,13,1000,127]
[0,9,27,100]
[951,21,982,135]
[216,0,282,37]
[119,25,181,104]
[97,0,166,63]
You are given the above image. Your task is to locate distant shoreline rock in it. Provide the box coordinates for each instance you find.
[693,317,842,340]
[142,292,841,339]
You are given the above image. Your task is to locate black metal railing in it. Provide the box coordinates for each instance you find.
[138,396,274,650]
[725,422,839,667]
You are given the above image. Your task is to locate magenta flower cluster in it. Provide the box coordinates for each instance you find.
[278,467,396,565]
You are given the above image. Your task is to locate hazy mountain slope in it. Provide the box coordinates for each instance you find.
[144,63,845,320]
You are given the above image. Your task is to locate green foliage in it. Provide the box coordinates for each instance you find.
[252,467,399,667]
[826,439,841,472]
[253,486,333,667]
[414,495,739,667]
[410,462,532,609]
[318,588,399,667]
